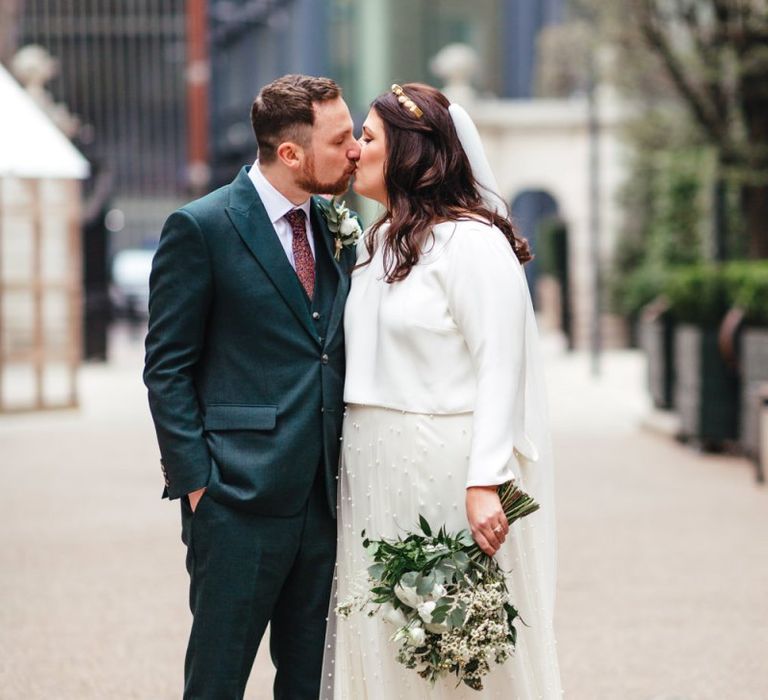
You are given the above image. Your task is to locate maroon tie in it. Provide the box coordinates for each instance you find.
[285,209,315,299]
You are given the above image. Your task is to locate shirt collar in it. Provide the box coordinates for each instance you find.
[248,160,312,224]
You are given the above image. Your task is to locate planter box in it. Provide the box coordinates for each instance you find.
[640,314,675,410]
[740,328,768,457]
[674,324,739,446]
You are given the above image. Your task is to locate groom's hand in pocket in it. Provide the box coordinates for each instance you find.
[188,487,206,513]
[466,486,509,556]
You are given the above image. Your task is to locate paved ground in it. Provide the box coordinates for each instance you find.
[549,349,768,700]
[0,326,765,700]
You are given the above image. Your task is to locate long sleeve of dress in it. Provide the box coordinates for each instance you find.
[445,223,530,487]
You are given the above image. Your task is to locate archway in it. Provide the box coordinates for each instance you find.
[511,189,572,348]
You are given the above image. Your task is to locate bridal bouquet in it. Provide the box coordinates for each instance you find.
[336,482,539,691]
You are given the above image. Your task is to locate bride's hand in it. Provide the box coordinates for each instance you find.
[466,486,509,556]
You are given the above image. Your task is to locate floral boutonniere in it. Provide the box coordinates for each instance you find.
[317,196,362,260]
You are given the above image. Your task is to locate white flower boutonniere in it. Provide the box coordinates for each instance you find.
[318,196,362,260]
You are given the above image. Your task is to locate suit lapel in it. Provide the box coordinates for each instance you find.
[225,168,318,343]
[311,197,349,345]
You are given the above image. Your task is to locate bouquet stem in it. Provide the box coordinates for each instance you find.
[467,482,539,563]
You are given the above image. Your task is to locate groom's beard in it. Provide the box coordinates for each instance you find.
[296,153,353,196]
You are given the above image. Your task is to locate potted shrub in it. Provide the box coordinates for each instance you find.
[640,298,676,410]
[725,262,768,458]
[665,264,739,448]
[622,266,674,409]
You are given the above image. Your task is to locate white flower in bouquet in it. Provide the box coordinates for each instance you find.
[430,583,447,599]
[382,603,409,627]
[394,581,424,609]
[417,600,437,624]
[406,624,426,647]
[425,620,451,635]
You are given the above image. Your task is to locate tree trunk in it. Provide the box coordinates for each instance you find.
[740,61,768,259]
[743,183,768,258]
[713,165,728,262]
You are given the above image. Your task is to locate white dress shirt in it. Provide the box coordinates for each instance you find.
[248,160,315,268]
[343,219,544,487]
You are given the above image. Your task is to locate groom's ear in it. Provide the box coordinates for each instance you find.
[276,141,306,171]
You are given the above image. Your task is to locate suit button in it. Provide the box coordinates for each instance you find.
[312,311,320,320]
[321,353,329,364]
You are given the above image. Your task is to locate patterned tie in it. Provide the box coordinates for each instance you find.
[285,208,315,299]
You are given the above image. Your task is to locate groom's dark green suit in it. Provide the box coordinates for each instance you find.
[144,166,354,699]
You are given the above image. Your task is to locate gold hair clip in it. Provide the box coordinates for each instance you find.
[391,83,423,118]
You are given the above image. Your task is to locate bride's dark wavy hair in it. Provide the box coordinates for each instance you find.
[365,83,532,282]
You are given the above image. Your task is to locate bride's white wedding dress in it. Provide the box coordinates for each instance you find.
[321,220,563,699]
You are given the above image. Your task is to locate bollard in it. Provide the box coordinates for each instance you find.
[759,384,768,484]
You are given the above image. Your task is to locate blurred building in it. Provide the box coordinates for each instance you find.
[211,0,566,182]
[208,0,333,188]
[339,0,563,112]
[17,0,188,250]
[0,62,89,411]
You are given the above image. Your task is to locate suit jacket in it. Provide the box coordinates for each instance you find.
[143,166,355,517]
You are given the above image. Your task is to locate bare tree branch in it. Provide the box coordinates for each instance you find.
[678,0,730,124]
[635,0,734,156]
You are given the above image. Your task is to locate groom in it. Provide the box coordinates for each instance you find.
[143,74,360,699]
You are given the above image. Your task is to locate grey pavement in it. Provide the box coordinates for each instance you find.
[0,326,766,700]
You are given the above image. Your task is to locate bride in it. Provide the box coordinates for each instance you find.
[322,83,563,699]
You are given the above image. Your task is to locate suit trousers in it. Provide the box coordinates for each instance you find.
[180,467,336,699]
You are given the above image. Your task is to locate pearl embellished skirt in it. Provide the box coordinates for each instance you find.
[321,405,562,700]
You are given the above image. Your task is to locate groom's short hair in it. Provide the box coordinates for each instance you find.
[251,74,341,164]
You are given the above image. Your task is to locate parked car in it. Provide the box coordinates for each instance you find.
[110,248,155,320]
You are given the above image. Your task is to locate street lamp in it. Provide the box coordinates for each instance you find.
[586,46,602,376]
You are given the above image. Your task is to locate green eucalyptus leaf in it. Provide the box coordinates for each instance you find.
[416,572,435,596]
[432,568,447,585]
[439,560,457,576]
[453,551,470,571]
[431,605,450,623]
[457,530,475,547]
